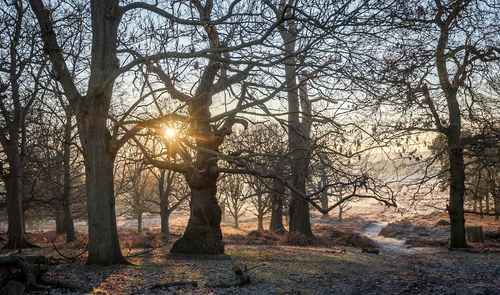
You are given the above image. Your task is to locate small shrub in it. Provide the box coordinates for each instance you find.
[279,232,313,246]
[484,230,500,241]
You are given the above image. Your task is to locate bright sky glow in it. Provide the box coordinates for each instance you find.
[164,128,177,139]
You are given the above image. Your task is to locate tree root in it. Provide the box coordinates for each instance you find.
[1,238,39,250]
[51,240,87,262]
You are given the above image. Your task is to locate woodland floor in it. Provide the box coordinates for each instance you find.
[1,213,499,294]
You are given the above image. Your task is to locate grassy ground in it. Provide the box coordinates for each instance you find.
[2,213,499,294]
[21,245,500,295]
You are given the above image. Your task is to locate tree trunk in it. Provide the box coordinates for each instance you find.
[78,115,125,264]
[220,201,226,223]
[320,191,329,220]
[434,17,467,249]
[137,212,143,233]
[62,112,75,242]
[485,193,490,215]
[161,210,170,241]
[78,0,125,265]
[447,120,466,248]
[234,215,239,229]
[269,178,285,233]
[494,192,499,221]
[479,196,484,219]
[159,170,169,239]
[3,152,30,249]
[170,170,223,254]
[55,209,64,235]
[30,0,124,264]
[338,206,343,220]
[170,72,224,254]
[287,69,312,238]
[320,169,329,220]
[257,214,264,232]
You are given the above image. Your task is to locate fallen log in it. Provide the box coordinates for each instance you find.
[326,248,346,254]
[1,280,25,295]
[0,255,86,294]
[362,248,380,254]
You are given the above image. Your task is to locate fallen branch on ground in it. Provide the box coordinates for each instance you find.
[150,281,198,289]
[125,245,164,258]
[51,240,87,262]
[205,265,254,288]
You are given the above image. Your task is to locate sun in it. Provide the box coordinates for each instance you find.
[163,127,177,139]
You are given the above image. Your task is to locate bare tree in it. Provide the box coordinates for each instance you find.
[121,1,282,254]
[153,169,189,240]
[0,0,44,248]
[117,163,157,233]
[245,176,272,232]
[364,0,499,248]
[220,174,248,229]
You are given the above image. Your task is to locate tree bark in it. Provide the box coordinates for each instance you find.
[137,212,143,233]
[257,214,264,232]
[269,178,285,233]
[446,105,466,248]
[78,115,126,264]
[485,193,490,215]
[161,210,170,239]
[4,160,26,248]
[287,67,312,238]
[170,169,223,254]
[234,215,239,229]
[159,169,182,242]
[55,209,64,235]
[220,201,226,223]
[494,192,499,220]
[62,110,75,242]
[479,196,484,219]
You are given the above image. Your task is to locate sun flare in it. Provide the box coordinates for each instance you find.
[163,127,177,139]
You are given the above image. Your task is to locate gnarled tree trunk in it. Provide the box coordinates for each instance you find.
[170,169,223,254]
[170,99,223,254]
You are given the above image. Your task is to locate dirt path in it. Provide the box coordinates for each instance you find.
[361,222,412,253]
